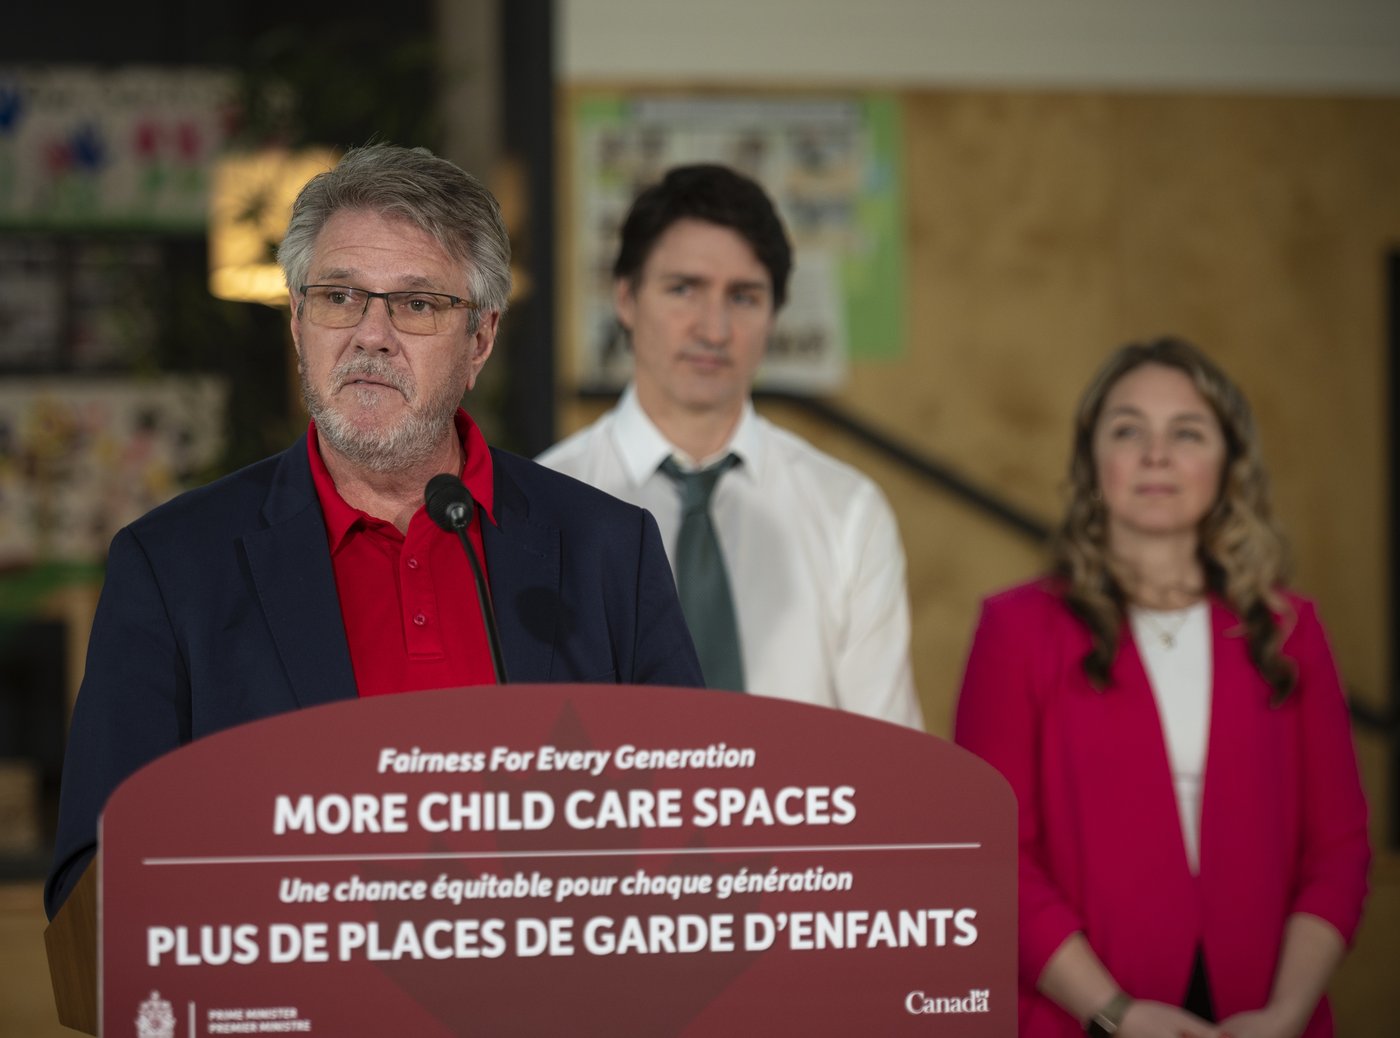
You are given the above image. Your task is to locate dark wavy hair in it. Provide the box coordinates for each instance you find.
[613,163,792,310]
[1050,337,1296,701]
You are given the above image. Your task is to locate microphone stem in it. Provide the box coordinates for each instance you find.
[453,526,509,684]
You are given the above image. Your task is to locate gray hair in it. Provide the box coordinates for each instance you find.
[278,144,512,327]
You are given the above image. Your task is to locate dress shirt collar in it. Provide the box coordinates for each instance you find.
[610,382,764,483]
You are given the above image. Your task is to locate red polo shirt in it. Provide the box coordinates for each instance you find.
[307,410,498,697]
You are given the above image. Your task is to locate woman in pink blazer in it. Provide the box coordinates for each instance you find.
[954,339,1369,1038]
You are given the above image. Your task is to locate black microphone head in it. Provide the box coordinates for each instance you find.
[425,474,474,532]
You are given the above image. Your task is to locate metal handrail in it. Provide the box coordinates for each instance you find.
[576,386,1391,739]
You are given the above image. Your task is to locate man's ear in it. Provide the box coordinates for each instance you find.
[463,310,500,391]
[613,277,637,333]
[287,289,305,368]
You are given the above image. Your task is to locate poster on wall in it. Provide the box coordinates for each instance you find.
[0,236,167,370]
[0,377,227,565]
[570,94,907,394]
[0,237,62,368]
[0,66,237,230]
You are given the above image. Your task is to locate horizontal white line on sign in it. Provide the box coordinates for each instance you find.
[142,842,982,866]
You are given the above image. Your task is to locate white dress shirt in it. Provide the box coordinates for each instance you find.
[1130,602,1212,874]
[537,385,923,729]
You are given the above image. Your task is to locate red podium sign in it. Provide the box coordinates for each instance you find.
[101,685,1014,1035]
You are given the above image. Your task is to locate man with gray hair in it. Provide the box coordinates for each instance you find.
[45,144,702,919]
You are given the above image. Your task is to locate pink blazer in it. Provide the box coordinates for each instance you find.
[954,580,1369,1038]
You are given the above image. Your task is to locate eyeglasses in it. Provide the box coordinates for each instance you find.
[298,284,478,335]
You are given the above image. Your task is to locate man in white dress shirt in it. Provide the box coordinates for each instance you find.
[539,164,922,728]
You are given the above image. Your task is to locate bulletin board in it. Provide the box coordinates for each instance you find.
[564,90,907,394]
[0,66,237,231]
[0,377,228,567]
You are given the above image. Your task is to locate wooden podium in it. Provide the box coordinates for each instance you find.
[43,684,1015,1035]
[45,858,97,1034]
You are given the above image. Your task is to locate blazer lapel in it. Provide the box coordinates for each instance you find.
[1197,598,1256,876]
[482,451,560,682]
[242,437,358,709]
[1109,625,1198,880]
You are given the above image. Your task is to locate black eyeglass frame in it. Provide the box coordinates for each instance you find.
[297,284,479,333]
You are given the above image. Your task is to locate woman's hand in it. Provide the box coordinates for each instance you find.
[1204,914,1339,1038]
[1117,999,1215,1038]
[1211,1005,1306,1038]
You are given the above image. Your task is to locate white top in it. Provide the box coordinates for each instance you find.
[1129,601,1212,874]
[537,385,924,729]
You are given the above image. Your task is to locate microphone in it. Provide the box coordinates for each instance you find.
[424,474,509,683]
[425,473,473,531]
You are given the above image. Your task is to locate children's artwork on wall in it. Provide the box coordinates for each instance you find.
[0,377,228,565]
[0,66,238,231]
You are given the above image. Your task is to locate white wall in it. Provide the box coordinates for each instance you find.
[560,0,1400,94]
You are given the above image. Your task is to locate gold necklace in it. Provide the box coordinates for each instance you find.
[1136,607,1193,649]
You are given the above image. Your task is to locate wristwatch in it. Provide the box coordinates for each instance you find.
[1085,991,1132,1036]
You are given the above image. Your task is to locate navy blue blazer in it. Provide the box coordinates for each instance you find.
[45,435,703,917]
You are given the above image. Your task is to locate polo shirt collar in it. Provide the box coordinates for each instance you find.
[307,408,495,552]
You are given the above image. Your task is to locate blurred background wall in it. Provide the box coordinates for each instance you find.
[557,7,1400,1028]
[2,1,1398,1032]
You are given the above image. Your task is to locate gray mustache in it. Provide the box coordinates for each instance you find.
[332,359,413,396]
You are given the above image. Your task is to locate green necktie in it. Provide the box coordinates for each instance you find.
[659,454,745,692]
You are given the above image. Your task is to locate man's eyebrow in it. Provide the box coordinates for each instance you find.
[397,273,449,290]
[726,278,770,293]
[311,269,449,291]
[655,271,769,293]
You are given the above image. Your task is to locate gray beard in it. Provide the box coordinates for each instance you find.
[301,356,465,473]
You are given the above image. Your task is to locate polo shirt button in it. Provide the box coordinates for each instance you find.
[413,613,428,627]
[407,557,420,569]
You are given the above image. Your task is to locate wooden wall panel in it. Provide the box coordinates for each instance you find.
[859,90,1399,840]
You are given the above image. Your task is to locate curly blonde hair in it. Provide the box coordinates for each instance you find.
[1050,337,1296,701]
